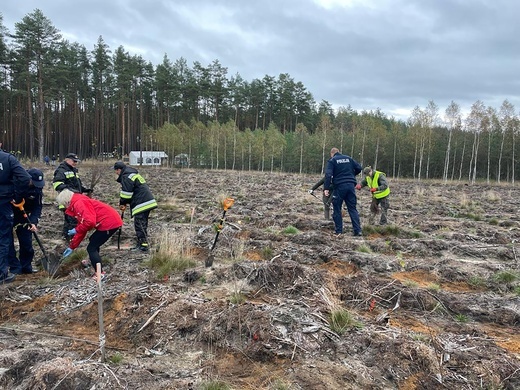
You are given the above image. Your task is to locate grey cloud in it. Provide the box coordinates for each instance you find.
[2,0,520,118]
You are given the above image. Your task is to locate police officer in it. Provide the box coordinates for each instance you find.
[8,168,44,274]
[0,147,31,283]
[324,147,363,237]
[52,153,92,241]
[113,161,157,252]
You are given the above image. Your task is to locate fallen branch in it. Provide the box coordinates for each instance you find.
[137,310,161,333]
[136,301,167,333]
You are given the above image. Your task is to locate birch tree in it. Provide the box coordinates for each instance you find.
[443,101,461,182]
[497,100,516,183]
[466,100,486,184]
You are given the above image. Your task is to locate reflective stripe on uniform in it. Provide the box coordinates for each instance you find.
[132,199,157,216]
[120,190,133,199]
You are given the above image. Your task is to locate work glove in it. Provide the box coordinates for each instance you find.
[11,199,25,210]
[67,228,77,236]
[355,184,361,190]
[119,204,127,211]
[63,248,73,258]
[308,190,314,195]
[370,187,378,193]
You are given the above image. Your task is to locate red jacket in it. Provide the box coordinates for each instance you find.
[65,193,123,249]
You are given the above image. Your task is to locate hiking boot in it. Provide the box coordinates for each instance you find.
[21,269,38,274]
[0,272,16,284]
[353,232,363,237]
[131,244,149,252]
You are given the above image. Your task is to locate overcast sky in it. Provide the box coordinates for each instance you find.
[2,0,520,121]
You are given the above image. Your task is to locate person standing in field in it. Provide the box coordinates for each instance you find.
[324,147,363,237]
[8,168,45,275]
[113,161,157,252]
[309,176,333,220]
[356,166,391,225]
[0,147,31,283]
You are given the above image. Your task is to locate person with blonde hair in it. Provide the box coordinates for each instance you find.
[56,189,122,280]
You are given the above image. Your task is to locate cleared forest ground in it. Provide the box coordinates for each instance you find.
[1,165,520,390]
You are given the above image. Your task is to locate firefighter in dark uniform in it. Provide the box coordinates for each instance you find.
[8,168,44,274]
[0,147,31,283]
[52,153,92,240]
[113,161,157,252]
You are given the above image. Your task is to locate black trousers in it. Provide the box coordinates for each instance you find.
[134,210,150,245]
[86,228,119,271]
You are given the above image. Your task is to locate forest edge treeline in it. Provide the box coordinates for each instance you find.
[0,9,518,182]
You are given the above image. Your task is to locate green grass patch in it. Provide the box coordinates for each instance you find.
[402,279,418,288]
[144,228,197,278]
[329,308,362,335]
[199,380,231,390]
[357,244,372,253]
[467,276,486,289]
[108,352,124,364]
[493,270,518,284]
[145,253,196,279]
[229,292,246,304]
[454,314,469,323]
[261,246,274,260]
[281,225,299,234]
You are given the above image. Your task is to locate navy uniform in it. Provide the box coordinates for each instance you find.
[114,161,157,251]
[52,153,91,240]
[0,149,31,283]
[324,148,362,236]
[8,169,44,274]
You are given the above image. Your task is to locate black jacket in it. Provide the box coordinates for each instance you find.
[52,161,88,193]
[13,185,43,225]
[116,166,157,217]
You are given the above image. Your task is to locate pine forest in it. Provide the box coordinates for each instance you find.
[0,9,518,183]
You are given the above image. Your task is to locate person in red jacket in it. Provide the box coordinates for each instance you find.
[56,189,123,279]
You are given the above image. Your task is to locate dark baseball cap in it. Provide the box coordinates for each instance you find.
[113,161,126,170]
[65,153,80,162]
[28,168,45,188]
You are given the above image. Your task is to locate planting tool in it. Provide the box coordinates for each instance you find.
[307,189,320,200]
[48,251,70,278]
[11,200,51,273]
[117,209,125,250]
[205,197,235,267]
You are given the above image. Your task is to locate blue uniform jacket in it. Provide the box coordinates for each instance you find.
[324,152,362,190]
[0,150,31,202]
